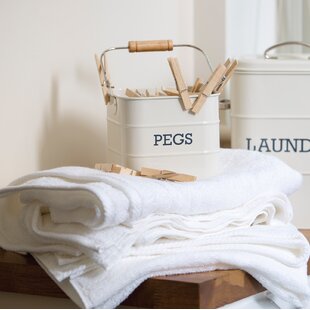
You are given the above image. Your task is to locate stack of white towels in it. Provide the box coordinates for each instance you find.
[0,149,309,308]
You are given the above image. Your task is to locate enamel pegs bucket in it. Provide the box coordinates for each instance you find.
[96,40,220,179]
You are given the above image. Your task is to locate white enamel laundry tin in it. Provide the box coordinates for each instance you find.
[97,40,220,179]
[107,91,220,179]
[230,42,310,227]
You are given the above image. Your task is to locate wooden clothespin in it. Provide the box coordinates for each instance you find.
[153,170,196,182]
[191,64,227,114]
[135,89,142,96]
[95,163,113,172]
[158,90,168,96]
[147,89,157,97]
[162,88,179,96]
[138,89,147,97]
[95,163,140,176]
[164,173,197,182]
[167,57,192,110]
[191,78,203,93]
[95,164,195,181]
[214,59,238,93]
[125,88,139,97]
[140,167,161,177]
[140,167,196,182]
[110,164,134,175]
[212,58,231,91]
[152,171,178,180]
[94,54,110,104]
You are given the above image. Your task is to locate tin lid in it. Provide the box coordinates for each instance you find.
[236,54,310,74]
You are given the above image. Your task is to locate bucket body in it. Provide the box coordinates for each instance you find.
[107,90,220,179]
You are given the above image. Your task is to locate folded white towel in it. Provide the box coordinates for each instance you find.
[0,149,302,231]
[35,223,310,309]
[0,149,308,308]
[5,192,293,270]
[0,149,302,260]
[18,192,310,308]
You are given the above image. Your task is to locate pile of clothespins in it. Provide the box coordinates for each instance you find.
[94,163,196,182]
[125,57,238,114]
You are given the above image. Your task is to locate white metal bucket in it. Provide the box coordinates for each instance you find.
[107,90,220,179]
[98,40,220,179]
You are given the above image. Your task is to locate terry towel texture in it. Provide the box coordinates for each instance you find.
[0,149,302,229]
[0,149,309,308]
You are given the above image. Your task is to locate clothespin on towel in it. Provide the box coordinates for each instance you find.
[95,163,140,176]
[167,57,192,110]
[95,163,196,182]
[95,54,110,104]
[140,167,196,182]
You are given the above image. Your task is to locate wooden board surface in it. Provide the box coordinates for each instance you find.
[0,230,309,308]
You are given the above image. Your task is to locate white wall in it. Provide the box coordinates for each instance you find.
[0,0,195,186]
[226,0,277,58]
[194,0,226,79]
[277,0,310,53]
